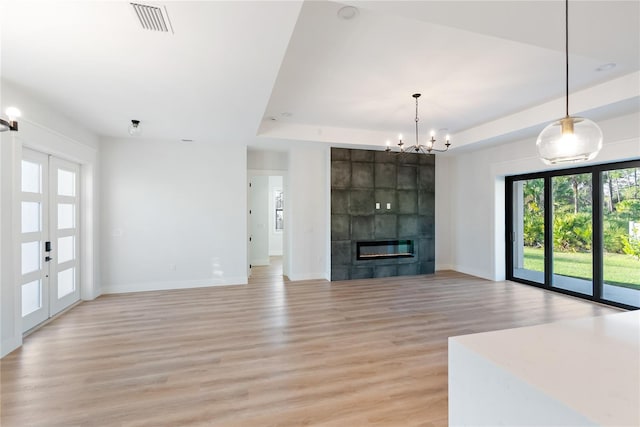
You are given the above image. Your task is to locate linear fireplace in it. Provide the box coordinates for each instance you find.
[357,240,415,260]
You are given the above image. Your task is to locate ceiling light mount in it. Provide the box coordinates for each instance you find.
[385,93,450,156]
[0,107,21,132]
[536,0,602,165]
[128,119,141,136]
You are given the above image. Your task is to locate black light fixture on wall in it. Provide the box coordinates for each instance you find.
[536,0,602,164]
[385,93,451,155]
[0,107,20,132]
[128,119,141,136]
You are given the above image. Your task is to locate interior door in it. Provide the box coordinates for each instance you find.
[20,149,50,331]
[20,149,81,332]
[49,156,81,315]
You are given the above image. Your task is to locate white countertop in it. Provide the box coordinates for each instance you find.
[451,310,640,426]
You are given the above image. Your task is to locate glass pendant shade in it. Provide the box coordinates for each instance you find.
[536,115,603,165]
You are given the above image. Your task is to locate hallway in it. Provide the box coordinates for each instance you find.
[248,256,287,286]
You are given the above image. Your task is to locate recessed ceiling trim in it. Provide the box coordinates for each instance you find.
[131,2,173,33]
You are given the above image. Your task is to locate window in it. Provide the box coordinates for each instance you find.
[274,189,283,231]
[507,160,640,309]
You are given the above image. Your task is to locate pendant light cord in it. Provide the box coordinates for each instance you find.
[565,0,569,117]
[415,96,419,146]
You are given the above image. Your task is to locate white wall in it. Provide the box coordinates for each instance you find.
[1,80,100,357]
[435,155,454,271]
[100,138,247,293]
[440,111,640,281]
[247,149,288,170]
[249,175,270,266]
[287,143,330,281]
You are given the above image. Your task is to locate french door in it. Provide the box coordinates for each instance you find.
[21,148,80,332]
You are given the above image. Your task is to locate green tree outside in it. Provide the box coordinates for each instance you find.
[520,167,640,290]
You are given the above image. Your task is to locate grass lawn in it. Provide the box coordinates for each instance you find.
[523,247,640,290]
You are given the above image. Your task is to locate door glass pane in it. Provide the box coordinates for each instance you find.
[58,169,76,197]
[21,202,41,233]
[602,167,640,307]
[58,203,75,229]
[552,173,593,295]
[21,241,41,275]
[22,280,42,316]
[57,268,75,298]
[21,160,42,193]
[58,236,75,264]
[512,178,545,283]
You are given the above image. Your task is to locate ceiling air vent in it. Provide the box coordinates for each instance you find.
[131,2,173,33]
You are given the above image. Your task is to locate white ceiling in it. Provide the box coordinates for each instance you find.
[2,0,639,151]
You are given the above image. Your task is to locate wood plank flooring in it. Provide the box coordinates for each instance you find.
[1,261,620,426]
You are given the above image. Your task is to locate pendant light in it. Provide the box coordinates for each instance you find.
[536,0,602,165]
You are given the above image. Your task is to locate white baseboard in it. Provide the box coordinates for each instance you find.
[251,258,271,266]
[102,276,248,294]
[453,265,492,281]
[1,336,22,359]
[269,251,283,256]
[436,263,454,271]
[287,272,328,282]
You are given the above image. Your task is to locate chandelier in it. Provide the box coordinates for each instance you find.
[385,93,450,155]
[536,0,602,164]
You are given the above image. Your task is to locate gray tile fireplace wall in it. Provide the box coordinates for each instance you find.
[331,147,435,281]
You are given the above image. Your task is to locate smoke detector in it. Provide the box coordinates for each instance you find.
[337,6,359,20]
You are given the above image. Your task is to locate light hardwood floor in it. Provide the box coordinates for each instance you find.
[1,262,620,426]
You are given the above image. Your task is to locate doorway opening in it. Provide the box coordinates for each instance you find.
[248,174,286,285]
[247,148,289,284]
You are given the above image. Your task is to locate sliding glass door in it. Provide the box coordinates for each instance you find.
[551,173,593,296]
[507,160,640,309]
[511,178,545,285]
[601,167,640,307]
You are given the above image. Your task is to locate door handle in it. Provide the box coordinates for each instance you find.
[45,256,52,262]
